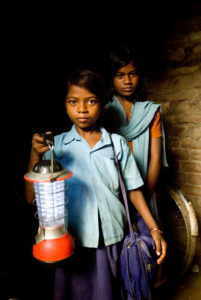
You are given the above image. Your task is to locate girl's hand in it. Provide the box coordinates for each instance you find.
[128,189,167,264]
[150,230,167,264]
[31,133,50,159]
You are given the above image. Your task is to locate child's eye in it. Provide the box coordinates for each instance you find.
[88,99,97,104]
[114,73,123,79]
[68,100,77,105]
[130,71,138,77]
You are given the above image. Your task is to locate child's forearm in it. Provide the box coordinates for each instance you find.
[128,189,159,229]
[145,137,161,201]
[145,157,161,201]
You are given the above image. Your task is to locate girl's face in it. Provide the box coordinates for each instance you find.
[66,85,102,131]
[113,62,139,97]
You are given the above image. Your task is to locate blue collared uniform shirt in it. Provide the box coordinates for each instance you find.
[46,125,144,248]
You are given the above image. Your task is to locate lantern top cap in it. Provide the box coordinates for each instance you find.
[24,160,73,182]
[33,160,64,174]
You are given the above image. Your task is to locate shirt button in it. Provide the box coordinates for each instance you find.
[93,178,97,183]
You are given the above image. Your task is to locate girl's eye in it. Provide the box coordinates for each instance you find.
[69,100,77,105]
[130,71,138,77]
[115,73,123,79]
[88,99,97,104]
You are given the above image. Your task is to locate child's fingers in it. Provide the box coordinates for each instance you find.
[151,232,167,264]
[32,133,50,154]
[156,239,167,265]
[154,238,162,258]
[151,231,167,264]
[32,133,46,143]
[33,132,53,145]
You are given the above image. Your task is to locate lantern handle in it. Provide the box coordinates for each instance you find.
[41,132,55,178]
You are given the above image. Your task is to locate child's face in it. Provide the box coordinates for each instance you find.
[66,85,102,131]
[113,62,139,97]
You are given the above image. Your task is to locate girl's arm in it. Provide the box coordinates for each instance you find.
[145,136,162,202]
[128,189,167,264]
[25,133,50,204]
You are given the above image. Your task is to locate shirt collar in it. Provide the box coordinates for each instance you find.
[63,125,112,147]
[99,127,112,146]
[63,125,81,144]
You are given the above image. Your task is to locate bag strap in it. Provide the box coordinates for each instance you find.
[109,134,134,240]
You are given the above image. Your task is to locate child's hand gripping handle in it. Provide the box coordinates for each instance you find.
[41,132,54,179]
[41,132,54,148]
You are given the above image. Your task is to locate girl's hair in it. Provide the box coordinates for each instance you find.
[106,44,147,101]
[66,68,108,106]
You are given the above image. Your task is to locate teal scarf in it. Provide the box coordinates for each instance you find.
[106,96,168,219]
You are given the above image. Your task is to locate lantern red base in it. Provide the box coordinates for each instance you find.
[33,232,75,263]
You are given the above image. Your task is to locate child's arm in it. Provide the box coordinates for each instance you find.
[25,133,50,204]
[128,189,167,265]
[145,137,161,202]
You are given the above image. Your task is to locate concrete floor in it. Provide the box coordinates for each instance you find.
[153,267,201,300]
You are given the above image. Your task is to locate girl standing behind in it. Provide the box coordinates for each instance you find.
[25,69,166,300]
[104,45,168,220]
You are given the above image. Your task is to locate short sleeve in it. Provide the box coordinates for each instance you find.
[117,136,144,191]
[150,109,162,138]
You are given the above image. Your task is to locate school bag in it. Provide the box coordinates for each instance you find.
[110,134,158,300]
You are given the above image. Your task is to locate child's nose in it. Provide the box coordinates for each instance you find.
[78,101,87,112]
[123,75,132,84]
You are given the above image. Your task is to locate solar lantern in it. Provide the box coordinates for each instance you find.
[24,133,75,264]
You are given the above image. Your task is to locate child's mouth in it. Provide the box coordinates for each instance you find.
[77,118,89,122]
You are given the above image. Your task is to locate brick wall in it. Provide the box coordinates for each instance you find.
[145,4,201,263]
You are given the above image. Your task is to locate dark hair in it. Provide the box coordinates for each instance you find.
[106,44,147,101]
[66,68,108,106]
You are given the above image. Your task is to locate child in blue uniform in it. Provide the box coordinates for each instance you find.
[25,69,166,300]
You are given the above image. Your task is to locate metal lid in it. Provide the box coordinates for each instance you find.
[24,160,73,182]
[33,160,64,174]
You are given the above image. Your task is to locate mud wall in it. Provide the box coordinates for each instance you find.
[145,3,201,263]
